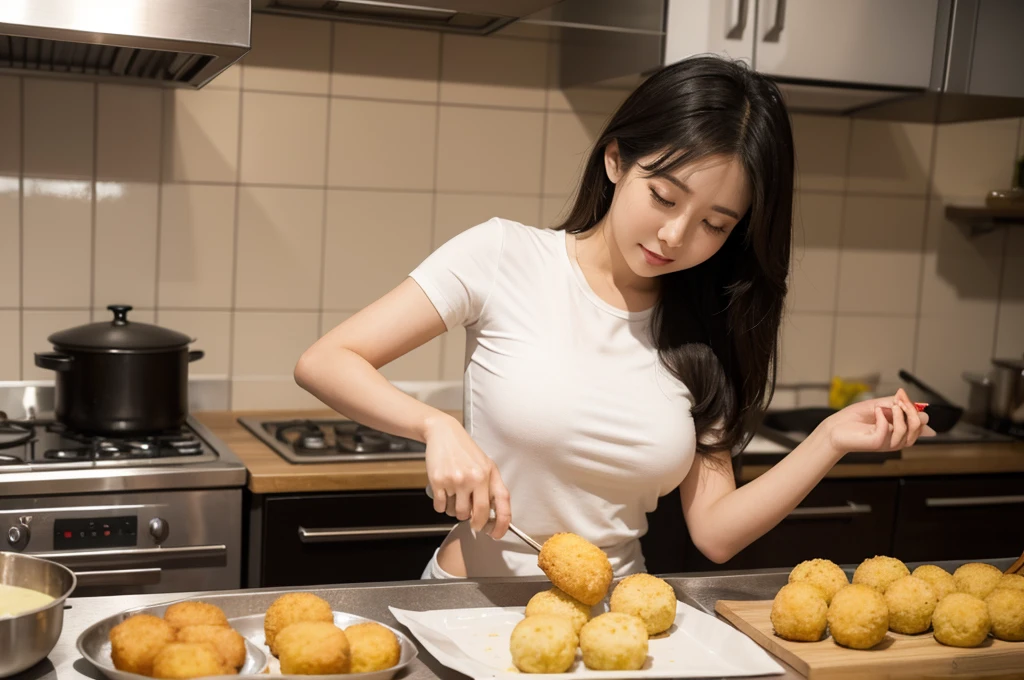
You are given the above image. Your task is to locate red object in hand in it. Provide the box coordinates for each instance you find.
[913,402,928,412]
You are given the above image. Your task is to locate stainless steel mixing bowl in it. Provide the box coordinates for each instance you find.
[0,551,77,678]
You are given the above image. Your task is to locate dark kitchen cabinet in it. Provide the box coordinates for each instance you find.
[643,478,900,573]
[892,474,1024,562]
[258,490,456,587]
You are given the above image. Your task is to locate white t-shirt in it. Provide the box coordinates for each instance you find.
[409,218,696,577]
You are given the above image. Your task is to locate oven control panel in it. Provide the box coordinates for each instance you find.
[53,516,137,550]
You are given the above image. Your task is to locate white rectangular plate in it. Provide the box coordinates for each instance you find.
[390,601,785,679]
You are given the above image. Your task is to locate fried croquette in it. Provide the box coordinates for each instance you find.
[770,583,827,642]
[525,587,591,635]
[177,625,246,670]
[788,558,848,605]
[852,555,910,594]
[998,573,1024,593]
[609,573,677,636]
[827,584,889,649]
[884,576,937,634]
[275,622,350,675]
[163,602,229,632]
[509,615,578,674]
[109,613,177,676]
[911,565,957,601]
[985,588,1024,642]
[263,593,334,657]
[932,593,991,647]
[953,562,1003,600]
[345,622,401,673]
[579,613,648,671]
[538,533,613,606]
[151,642,233,679]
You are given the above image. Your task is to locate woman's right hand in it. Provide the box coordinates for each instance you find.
[424,413,511,539]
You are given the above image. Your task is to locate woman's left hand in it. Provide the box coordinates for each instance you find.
[824,388,936,456]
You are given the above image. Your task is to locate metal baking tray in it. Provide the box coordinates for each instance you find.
[76,592,418,680]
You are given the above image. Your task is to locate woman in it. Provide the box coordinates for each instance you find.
[295,55,933,579]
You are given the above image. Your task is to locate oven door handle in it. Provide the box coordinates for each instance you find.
[37,544,227,568]
[298,525,455,543]
[74,567,162,587]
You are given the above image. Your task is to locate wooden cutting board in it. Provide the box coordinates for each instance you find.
[715,599,1024,679]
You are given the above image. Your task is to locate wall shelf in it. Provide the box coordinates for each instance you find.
[945,205,1024,236]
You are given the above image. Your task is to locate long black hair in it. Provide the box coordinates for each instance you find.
[555,55,794,457]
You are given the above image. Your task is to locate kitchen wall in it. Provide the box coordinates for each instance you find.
[0,14,1021,410]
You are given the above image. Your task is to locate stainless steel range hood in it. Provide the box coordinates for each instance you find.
[0,0,250,88]
[252,0,564,35]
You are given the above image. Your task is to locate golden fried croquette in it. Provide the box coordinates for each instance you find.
[163,602,229,631]
[345,622,401,673]
[789,558,848,605]
[932,593,991,647]
[509,615,578,674]
[109,613,177,676]
[538,533,614,606]
[827,584,889,649]
[275,622,350,675]
[770,583,827,642]
[953,562,1003,600]
[884,576,937,634]
[579,613,648,671]
[152,642,232,679]
[912,565,957,602]
[998,573,1024,593]
[263,593,334,657]
[177,625,246,670]
[525,587,591,635]
[852,556,910,594]
[985,588,1024,642]
[609,573,677,635]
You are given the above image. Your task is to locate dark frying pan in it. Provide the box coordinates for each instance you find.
[898,369,962,433]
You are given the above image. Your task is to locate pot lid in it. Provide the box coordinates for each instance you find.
[48,305,193,351]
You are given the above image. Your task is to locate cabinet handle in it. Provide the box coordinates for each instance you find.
[763,0,787,42]
[787,502,872,519]
[925,495,1024,508]
[726,0,750,40]
[298,524,456,543]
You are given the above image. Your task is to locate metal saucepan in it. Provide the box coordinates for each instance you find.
[898,369,962,433]
[0,551,78,678]
[34,305,203,436]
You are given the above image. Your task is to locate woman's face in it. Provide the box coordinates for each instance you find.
[603,144,752,278]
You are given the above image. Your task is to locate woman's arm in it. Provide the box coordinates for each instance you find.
[680,391,930,564]
[294,277,512,537]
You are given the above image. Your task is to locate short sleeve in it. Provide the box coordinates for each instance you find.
[409,217,506,330]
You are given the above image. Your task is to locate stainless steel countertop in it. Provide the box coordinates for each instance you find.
[20,557,1017,680]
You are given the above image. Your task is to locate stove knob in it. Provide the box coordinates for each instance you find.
[7,523,29,551]
[149,518,169,544]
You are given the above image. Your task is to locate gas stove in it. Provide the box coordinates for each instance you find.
[238,417,426,464]
[0,418,218,467]
[0,382,246,596]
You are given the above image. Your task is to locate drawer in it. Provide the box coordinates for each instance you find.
[678,478,899,572]
[261,491,456,587]
[892,475,1024,562]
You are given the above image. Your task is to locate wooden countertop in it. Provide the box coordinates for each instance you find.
[196,411,1024,494]
[740,440,1024,482]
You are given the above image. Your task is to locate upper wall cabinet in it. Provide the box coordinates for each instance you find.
[666,0,939,89]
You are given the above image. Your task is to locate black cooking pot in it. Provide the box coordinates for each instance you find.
[34,305,204,435]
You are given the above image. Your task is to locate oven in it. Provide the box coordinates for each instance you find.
[2,488,243,597]
[249,489,455,587]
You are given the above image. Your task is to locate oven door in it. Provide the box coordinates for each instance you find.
[1,488,242,597]
[259,490,456,587]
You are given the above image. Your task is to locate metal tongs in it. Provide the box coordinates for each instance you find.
[425,485,542,552]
